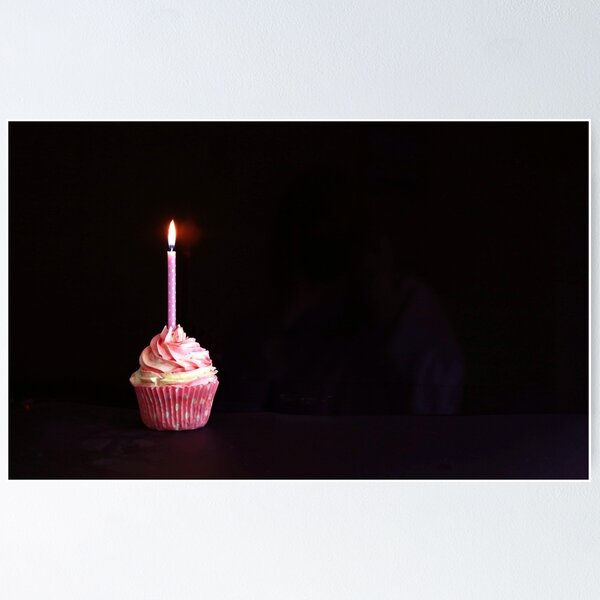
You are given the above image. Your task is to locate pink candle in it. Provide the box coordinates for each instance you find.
[167,220,176,330]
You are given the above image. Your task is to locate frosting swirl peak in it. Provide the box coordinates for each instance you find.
[130,325,217,386]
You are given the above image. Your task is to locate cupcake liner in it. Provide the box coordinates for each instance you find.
[132,378,219,431]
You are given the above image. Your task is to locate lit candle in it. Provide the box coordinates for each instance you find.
[167,220,176,330]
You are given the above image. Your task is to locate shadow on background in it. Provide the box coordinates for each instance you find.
[221,170,464,414]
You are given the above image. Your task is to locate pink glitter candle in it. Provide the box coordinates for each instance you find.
[167,220,176,330]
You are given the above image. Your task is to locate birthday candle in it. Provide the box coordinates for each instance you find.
[167,220,176,330]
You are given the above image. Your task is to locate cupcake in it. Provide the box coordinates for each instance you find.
[130,325,219,431]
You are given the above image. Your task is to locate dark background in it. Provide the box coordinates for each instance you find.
[9,122,588,414]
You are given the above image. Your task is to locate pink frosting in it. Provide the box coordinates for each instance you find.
[141,326,213,373]
[131,326,217,386]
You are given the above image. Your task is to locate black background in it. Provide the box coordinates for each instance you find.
[9,122,588,414]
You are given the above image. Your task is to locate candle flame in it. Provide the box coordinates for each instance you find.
[168,220,176,248]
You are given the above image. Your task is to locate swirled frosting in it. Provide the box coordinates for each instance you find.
[130,325,218,386]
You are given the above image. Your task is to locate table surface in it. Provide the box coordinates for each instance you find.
[9,400,588,479]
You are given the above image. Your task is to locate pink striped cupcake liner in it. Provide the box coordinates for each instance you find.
[132,378,219,431]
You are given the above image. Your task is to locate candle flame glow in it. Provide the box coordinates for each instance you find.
[168,220,176,248]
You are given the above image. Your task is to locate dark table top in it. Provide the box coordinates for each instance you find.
[9,400,588,479]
